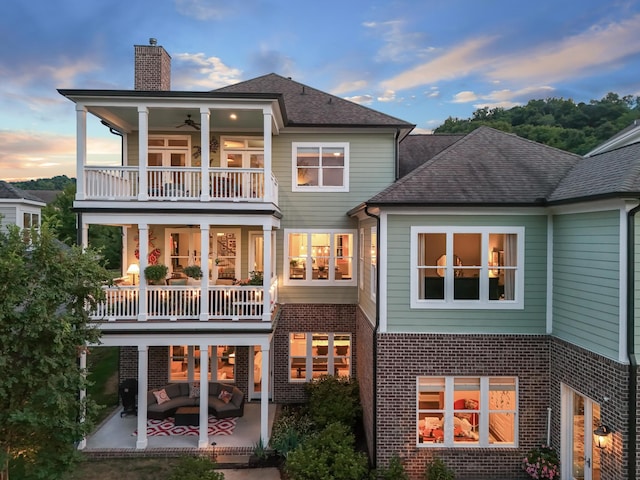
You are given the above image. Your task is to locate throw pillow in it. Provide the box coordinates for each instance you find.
[153,388,171,405]
[218,389,233,404]
[189,382,200,399]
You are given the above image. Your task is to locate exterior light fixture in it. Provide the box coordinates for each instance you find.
[593,424,612,450]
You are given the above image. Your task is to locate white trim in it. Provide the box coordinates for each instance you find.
[370,226,377,301]
[546,214,553,334]
[619,208,628,363]
[379,212,388,332]
[291,142,349,193]
[283,229,357,287]
[410,226,525,310]
[359,228,364,291]
[549,198,636,215]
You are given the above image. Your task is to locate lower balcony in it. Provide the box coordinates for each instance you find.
[92,280,277,325]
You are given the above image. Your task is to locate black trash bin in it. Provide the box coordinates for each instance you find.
[119,379,138,417]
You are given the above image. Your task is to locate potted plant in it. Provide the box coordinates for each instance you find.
[247,271,264,285]
[183,265,203,280]
[144,264,168,285]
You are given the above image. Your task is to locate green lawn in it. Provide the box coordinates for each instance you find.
[65,458,180,480]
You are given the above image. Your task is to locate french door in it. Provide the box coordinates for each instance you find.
[562,385,601,480]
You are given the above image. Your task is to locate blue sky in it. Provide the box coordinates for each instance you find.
[1,0,640,181]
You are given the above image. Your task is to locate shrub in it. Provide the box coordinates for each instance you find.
[168,456,224,480]
[378,454,409,480]
[270,406,314,458]
[304,375,361,429]
[424,457,455,480]
[285,422,371,480]
[522,444,559,479]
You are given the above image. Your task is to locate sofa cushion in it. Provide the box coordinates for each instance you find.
[153,389,171,405]
[231,388,244,408]
[208,382,221,397]
[164,383,183,399]
[218,389,233,404]
[189,382,200,398]
[148,395,195,414]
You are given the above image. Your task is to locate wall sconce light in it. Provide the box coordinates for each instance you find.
[593,424,612,449]
[126,263,140,285]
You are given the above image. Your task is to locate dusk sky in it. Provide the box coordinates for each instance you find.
[1,0,640,181]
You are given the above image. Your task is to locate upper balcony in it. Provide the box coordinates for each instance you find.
[58,89,285,210]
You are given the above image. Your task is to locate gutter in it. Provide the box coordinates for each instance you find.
[364,204,380,468]
[628,202,640,480]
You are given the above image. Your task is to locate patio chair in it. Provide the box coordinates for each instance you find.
[119,378,138,417]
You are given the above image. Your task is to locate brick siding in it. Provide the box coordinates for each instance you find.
[375,334,549,480]
[134,44,171,91]
[356,306,376,462]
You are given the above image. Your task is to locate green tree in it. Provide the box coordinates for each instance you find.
[43,185,122,270]
[0,224,110,480]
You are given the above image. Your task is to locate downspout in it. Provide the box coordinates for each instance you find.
[364,204,380,468]
[627,203,640,480]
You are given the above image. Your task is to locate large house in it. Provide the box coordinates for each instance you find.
[58,40,640,480]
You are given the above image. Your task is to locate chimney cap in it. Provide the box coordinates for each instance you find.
[149,38,157,46]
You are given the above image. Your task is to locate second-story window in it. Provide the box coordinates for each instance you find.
[292,142,349,192]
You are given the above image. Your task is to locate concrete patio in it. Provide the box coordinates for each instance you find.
[83,402,277,454]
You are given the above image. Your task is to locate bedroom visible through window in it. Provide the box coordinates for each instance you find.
[411,226,524,309]
[417,376,517,448]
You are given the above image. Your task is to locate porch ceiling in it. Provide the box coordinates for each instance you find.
[92,105,265,134]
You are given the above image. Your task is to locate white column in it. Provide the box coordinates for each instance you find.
[80,223,88,252]
[138,107,149,201]
[198,344,210,448]
[263,111,273,201]
[138,224,148,321]
[262,225,272,321]
[260,345,270,445]
[77,348,88,450]
[200,224,210,321]
[200,108,211,202]
[136,345,149,449]
[76,105,87,200]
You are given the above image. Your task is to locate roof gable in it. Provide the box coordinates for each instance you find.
[369,126,582,206]
[215,73,414,130]
[398,134,465,178]
[0,181,46,203]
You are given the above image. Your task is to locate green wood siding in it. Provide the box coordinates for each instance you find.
[358,218,378,323]
[274,132,396,304]
[385,214,548,333]
[552,210,620,358]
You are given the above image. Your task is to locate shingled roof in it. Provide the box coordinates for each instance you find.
[215,73,415,133]
[549,141,640,203]
[0,181,46,203]
[398,134,465,178]
[368,126,583,206]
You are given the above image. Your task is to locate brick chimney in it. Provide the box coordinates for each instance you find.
[134,38,171,91]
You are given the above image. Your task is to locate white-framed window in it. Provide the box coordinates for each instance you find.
[169,345,235,382]
[417,376,518,448]
[359,228,364,290]
[284,230,356,286]
[292,142,349,192]
[370,227,377,300]
[289,333,351,382]
[22,211,40,230]
[410,226,525,309]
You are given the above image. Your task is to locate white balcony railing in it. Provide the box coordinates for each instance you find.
[81,166,278,203]
[92,282,277,322]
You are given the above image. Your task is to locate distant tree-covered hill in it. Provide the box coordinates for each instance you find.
[11,175,75,191]
[434,92,640,155]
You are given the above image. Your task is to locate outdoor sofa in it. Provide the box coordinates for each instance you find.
[147,382,244,420]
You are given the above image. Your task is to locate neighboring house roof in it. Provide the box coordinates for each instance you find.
[549,141,640,203]
[0,181,46,204]
[215,73,415,135]
[368,126,582,206]
[585,120,640,157]
[398,134,465,178]
[23,190,61,204]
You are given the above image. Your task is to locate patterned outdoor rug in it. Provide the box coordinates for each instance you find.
[133,415,236,436]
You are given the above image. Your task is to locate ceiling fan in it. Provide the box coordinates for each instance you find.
[176,114,200,130]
